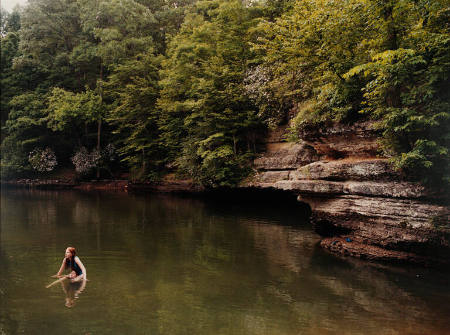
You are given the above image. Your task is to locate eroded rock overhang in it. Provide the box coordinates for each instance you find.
[244,122,450,265]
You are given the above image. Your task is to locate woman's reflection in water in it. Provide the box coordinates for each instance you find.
[60,278,87,308]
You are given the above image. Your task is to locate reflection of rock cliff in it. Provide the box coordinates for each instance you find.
[245,122,450,265]
[242,219,319,273]
[242,218,450,334]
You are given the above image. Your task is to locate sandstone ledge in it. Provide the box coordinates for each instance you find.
[298,121,380,158]
[291,159,399,181]
[250,179,428,199]
[254,142,319,170]
[249,122,450,265]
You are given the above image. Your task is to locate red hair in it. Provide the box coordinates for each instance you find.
[67,247,76,258]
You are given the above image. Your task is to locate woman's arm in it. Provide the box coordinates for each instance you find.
[53,259,66,277]
[73,256,87,282]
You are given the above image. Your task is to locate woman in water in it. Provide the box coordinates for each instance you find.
[54,247,87,282]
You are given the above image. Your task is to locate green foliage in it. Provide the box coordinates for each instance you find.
[1,31,20,128]
[137,0,197,53]
[1,9,25,128]
[343,5,450,187]
[158,0,264,187]
[106,52,164,179]
[79,0,156,68]
[2,0,448,189]
[17,0,87,89]
[1,92,50,178]
[1,0,104,178]
[46,87,103,131]
[250,0,371,125]
[1,8,21,35]
[254,0,450,188]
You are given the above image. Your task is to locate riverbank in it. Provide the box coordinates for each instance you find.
[3,134,449,268]
[1,178,202,193]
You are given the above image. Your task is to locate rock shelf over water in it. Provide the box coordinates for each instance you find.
[245,122,450,265]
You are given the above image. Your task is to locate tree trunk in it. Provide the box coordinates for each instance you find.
[96,119,101,179]
[97,62,103,179]
[383,2,398,50]
[141,148,146,179]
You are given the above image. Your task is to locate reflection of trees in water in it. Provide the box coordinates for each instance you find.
[2,189,59,226]
[73,196,100,225]
[243,220,319,274]
[3,190,450,334]
[87,194,450,334]
[0,243,19,335]
[88,195,277,334]
[28,199,57,226]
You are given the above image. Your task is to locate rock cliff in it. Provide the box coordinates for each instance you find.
[245,122,450,265]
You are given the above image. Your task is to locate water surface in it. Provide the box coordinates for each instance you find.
[1,189,449,334]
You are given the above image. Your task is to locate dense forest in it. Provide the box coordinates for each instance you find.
[1,0,449,188]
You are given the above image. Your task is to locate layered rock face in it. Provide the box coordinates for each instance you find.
[246,122,450,265]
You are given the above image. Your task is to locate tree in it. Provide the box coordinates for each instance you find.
[251,0,372,125]
[254,0,450,188]
[1,0,100,178]
[46,86,105,168]
[106,52,164,180]
[130,0,197,54]
[79,0,156,69]
[1,9,21,128]
[17,0,88,90]
[78,0,160,177]
[1,92,51,178]
[344,1,450,187]
[158,0,263,187]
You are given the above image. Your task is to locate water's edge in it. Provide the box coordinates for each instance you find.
[2,179,450,268]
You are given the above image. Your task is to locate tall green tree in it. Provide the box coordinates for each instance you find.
[1,92,51,177]
[17,0,90,90]
[1,0,95,177]
[106,52,163,180]
[158,0,263,187]
[344,1,450,187]
[251,0,372,125]
[0,7,61,177]
[1,8,22,129]
[46,87,104,145]
[79,0,156,68]
[134,0,197,53]
[78,0,161,177]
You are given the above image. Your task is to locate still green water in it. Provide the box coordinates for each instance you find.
[1,189,449,335]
